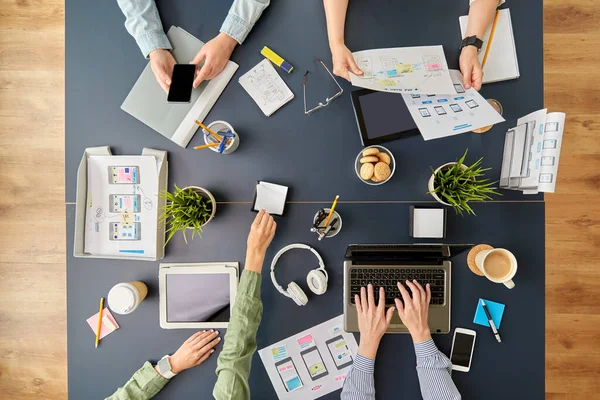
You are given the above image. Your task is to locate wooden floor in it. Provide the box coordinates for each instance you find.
[0,0,598,398]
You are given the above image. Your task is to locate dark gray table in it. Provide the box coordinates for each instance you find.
[66,0,543,203]
[66,0,546,399]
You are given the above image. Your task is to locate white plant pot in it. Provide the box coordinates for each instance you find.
[182,186,216,228]
[427,162,468,206]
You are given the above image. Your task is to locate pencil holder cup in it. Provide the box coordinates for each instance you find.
[202,120,240,154]
[312,208,343,238]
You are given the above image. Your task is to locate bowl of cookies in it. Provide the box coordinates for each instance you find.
[355,145,395,185]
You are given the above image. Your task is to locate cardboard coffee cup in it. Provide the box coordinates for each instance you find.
[108,281,148,315]
[475,248,517,289]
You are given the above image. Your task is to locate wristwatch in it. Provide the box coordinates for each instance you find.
[460,36,484,53]
[156,355,177,379]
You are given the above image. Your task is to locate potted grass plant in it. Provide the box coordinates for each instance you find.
[159,184,216,245]
[427,149,500,215]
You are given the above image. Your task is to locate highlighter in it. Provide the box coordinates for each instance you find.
[261,46,293,74]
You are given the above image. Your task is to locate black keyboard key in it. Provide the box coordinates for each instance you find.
[435,279,444,286]
[351,286,360,292]
[351,279,359,285]
[433,273,444,280]
[432,292,444,298]
[431,286,444,292]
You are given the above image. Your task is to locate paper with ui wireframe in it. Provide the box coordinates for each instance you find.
[239,59,294,117]
[401,69,505,141]
[254,181,288,216]
[86,308,120,340]
[350,46,455,94]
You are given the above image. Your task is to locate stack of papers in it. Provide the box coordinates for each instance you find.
[500,109,566,194]
[253,181,289,216]
[239,59,294,117]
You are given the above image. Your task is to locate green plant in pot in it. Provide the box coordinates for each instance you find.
[159,185,216,245]
[427,149,501,215]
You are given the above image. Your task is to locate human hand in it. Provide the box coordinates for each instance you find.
[245,209,276,273]
[355,284,396,359]
[168,330,221,374]
[149,49,176,93]
[330,42,363,82]
[394,280,432,344]
[459,46,483,90]
[190,32,237,88]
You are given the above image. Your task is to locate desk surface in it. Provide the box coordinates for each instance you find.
[65,0,543,203]
[67,202,545,400]
[65,0,546,398]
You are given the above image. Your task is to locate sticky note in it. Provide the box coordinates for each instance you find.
[120,210,133,226]
[297,334,315,349]
[473,298,505,329]
[86,308,119,339]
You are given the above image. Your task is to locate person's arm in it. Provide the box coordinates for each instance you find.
[220,0,271,45]
[213,210,276,400]
[105,362,168,400]
[323,0,362,81]
[395,280,461,400]
[105,330,221,400]
[341,285,395,400]
[460,0,505,90]
[115,0,172,58]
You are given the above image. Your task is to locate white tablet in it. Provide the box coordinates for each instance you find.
[159,262,239,329]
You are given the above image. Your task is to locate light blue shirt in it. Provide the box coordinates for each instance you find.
[116,0,270,57]
[341,339,461,400]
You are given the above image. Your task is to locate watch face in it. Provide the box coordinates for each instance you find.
[158,357,172,375]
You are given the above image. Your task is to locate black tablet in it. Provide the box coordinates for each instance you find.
[351,89,420,146]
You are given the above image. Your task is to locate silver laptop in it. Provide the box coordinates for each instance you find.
[343,244,472,334]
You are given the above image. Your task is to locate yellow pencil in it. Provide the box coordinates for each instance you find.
[195,120,232,146]
[482,10,500,69]
[323,195,340,228]
[194,142,221,150]
[95,298,104,348]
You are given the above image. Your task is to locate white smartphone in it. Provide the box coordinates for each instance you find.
[450,327,476,372]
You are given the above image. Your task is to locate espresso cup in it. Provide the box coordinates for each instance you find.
[475,248,517,289]
[107,281,148,315]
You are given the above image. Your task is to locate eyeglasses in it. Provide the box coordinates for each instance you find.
[303,59,344,115]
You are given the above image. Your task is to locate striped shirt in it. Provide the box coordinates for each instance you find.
[341,339,461,400]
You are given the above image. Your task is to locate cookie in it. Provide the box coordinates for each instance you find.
[360,163,374,180]
[377,152,391,165]
[360,156,379,164]
[371,175,382,183]
[362,148,380,157]
[374,162,391,181]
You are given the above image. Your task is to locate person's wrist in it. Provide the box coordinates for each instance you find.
[329,39,345,50]
[358,337,380,359]
[461,45,479,56]
[410,328,432,344]
[217,32,237,51]
[245,249,266,273]
[149,48,169,59]
[168,354,184,375]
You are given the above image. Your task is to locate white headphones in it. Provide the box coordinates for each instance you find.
[270,244,328,306]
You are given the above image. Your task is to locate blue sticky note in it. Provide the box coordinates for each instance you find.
[473,298,505,329]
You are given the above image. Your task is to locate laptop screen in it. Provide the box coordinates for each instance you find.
[345,244,473,264]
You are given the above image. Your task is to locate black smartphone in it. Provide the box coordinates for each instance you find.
[167,64,196,103]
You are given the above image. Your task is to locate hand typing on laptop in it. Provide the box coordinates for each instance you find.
[341,280,462,400]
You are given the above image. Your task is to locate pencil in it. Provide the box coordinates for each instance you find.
[323,195,340,228]
[194,120,232,146]
[482,10,500,69]
[95,298,104,348]
[193,142,221,150]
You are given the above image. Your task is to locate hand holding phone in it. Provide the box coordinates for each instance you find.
[167,64,196,103]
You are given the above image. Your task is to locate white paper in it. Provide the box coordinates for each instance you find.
[239,59,294,117]
[536,112,565,193]
[515,109,548,190]
[84,156,159,258]
[350,46,455,94]
[459,9,520,84]
[401,70,505,140]
[258,315,358,400]
[254,182,288,216]
[413,209,445,238]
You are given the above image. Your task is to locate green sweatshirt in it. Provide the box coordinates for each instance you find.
[105,270,263,400]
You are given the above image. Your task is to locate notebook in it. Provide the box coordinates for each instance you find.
[121,26,239,148]
[239,59,293,117]
[459,8,520,84]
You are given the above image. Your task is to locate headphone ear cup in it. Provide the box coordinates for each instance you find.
[307,270,328,295]
[287,282,308,306]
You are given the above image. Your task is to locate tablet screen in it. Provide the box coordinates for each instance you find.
[166,273,230,323]
[358,91,417,139]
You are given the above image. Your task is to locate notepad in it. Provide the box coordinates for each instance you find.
[239,59,294,117]
[253,181,288,216]
[473,298,505,329]
[459,9,520,84]
[410,207,446,238]
[86,308,120,340]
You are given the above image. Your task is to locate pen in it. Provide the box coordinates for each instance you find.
[481,299,501,343]
[95,298,104,348]
[318,217,338,241]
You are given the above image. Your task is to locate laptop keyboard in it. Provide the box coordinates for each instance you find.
[349,267,446,305]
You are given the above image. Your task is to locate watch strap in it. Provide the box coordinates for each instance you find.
[460,35,484,51]
[157,355,177,379]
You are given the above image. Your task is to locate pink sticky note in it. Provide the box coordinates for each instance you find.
[86,308,119,339]
[297,334,313,346]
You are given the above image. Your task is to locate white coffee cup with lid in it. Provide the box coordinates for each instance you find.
[475,248,518,289]
[108,281,148,315]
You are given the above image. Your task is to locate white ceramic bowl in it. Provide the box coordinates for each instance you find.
[354,145,396,186]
